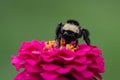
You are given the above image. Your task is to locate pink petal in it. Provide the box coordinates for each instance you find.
[66,64,87,72]
[60,56,74,61]
[42,64,61,71]
[86,59,92,64]
[74,56,86,63]
[11,56,24,71]
[81,70,94,78]
[25,64,41,72]
[70,70,85,80]
[94,73,102,80]
[78,44,91,51]
[18,42,31,52]
[94,56,104,64]
[26,59,37,65]
[59,48,74,58]
[92,47,102,54]
[14,71,41,80]
[89,65,99,69]
[31,40,45,51]
[11,56,21,65]
[31,51,41,54]
[99,62,105,72]
[88,47,102,56]
[41,55,54,62]
[40,72,59,80]
[41,50,60,62]
[75,51,86,56]
[56,76,68,80]
[56,67,71,74]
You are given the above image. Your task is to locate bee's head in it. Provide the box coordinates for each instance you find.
[61,20,82,44]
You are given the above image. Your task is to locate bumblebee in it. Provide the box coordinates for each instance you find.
[55,20,90,47]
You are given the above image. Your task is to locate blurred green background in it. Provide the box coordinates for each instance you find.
[0,0,120,80]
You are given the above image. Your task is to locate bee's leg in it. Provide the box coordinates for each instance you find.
[55,22,63,48]
[55,38,60,48]
[82,28,90,45]
[55,39,60,48]
[74,39,78,48]
[56,34,61,48]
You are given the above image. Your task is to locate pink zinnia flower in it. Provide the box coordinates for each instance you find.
[11,40,105,80]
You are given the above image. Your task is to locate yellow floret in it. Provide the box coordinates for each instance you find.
[45,40,78,52]
[66,44,77,52]
[45,40,56,48]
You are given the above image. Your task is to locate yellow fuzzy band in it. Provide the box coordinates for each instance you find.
[62,23,79,33]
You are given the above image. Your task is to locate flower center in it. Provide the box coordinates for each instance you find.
[44,40,78,52]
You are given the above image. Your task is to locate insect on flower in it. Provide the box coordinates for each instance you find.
[55,20,90,48]
[11,20,105,80]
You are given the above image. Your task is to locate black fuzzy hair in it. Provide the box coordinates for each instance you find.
[66,20,80,26]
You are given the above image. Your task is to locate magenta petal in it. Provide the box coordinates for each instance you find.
[42,64,61,71]
[56,76,68,80]
[74,65,87,72]
[88,47,102,56]
[42,55,54,62]
[94,56,104,64]
[92,47,102,54]
[18,40,44,55]
[12,56,20,63]
[66,64,87,72]
[78,44,91,51]
[74,56,86,63]
[86,59,92,64]
[98,62,105,73]
[26,59,37,65]
[94,73,102,80]
[40,72,59,80]
[75,51,86,56]
[60,56,74,61]
[25,64,41,72]
[81,70,94,78]
[11,56,24,71]
[31,51,41,54]
[18,42,30,52]
[56,67,71,74]
[14,71,27,80]
[14,71,41,80]
[41,50,59,62]
[70,71,85,80]
[59,48,74,57]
